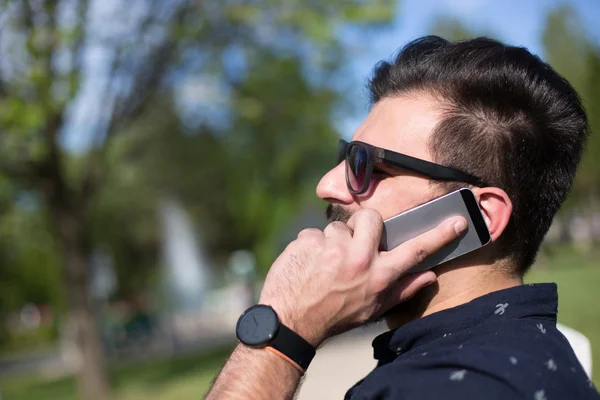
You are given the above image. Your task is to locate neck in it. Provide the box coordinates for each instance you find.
[385,257,523,330]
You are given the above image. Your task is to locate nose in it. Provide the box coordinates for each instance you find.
[316,162,354,205]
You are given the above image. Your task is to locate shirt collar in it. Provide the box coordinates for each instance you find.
[373,283,558,362]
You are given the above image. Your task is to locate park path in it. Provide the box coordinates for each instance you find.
[297,322,386,400]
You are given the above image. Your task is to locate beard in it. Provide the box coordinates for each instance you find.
[324,203,434,329]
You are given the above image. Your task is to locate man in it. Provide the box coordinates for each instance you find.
[207,36,600,399]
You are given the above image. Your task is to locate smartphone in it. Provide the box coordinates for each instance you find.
[380,188,491,272]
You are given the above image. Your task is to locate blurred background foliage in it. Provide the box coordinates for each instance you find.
[0,0,396,398]
[0,0,599,399]
[0,0,395,316]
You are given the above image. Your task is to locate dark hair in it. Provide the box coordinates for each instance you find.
[368,36,589,275]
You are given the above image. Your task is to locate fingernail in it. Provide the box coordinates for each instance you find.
[454,220,467,235]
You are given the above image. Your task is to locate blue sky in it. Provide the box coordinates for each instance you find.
[340,0,600,137]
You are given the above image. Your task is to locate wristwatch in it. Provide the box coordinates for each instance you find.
[236,304,316,372]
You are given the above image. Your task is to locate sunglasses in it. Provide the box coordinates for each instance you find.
[337,139,488,195]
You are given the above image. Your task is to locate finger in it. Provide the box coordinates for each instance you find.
[346,209,383,251]
[381,271,437,312]
[297,228,323,240]
[323,221,353,240]
[376,216,467,282]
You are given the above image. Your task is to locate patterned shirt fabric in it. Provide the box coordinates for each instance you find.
[345,283,600,400]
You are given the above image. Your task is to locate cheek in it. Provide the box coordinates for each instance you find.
[358,177,434,220]
[366,175,382,193]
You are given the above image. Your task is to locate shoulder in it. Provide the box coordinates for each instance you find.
[346,351,520,400]
[347,324,598,400]
[347,353,519,399]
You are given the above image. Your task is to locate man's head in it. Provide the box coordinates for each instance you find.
[318,36,588,280]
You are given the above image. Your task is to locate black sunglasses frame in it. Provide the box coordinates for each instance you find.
[338,139,488,195]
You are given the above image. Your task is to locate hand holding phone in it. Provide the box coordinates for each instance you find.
[380,188,491,272]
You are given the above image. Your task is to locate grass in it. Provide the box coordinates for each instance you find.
[0,325,57,359]
[2,245,599,399]
[0,345,233,400]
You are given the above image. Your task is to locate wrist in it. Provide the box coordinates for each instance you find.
[259,298,326,347]
[276,310,324,348]
[236,304,318,372]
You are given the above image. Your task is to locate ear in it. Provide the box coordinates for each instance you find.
[472,187,512,242]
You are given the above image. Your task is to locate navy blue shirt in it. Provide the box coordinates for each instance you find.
[345,283,599,400]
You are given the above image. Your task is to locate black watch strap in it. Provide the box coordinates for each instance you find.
[270,323,316,371]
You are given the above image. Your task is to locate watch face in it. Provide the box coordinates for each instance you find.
[236,305,279,346]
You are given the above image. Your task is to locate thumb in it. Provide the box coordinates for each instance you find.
[375,216,466,284]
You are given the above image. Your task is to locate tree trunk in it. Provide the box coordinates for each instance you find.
[34,120,111,399]
[53,206,111,400]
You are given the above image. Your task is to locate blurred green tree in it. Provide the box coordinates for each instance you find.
[0,0,395,398]
[542,6,600,215]
[0,193,62,353]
